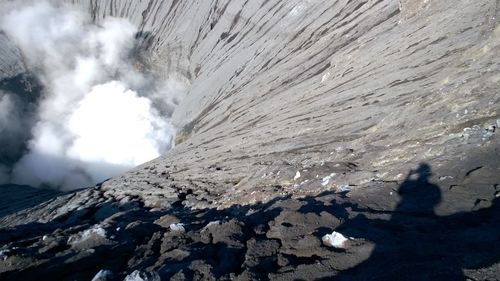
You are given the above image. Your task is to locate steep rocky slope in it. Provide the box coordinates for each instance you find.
[1,0,499,280]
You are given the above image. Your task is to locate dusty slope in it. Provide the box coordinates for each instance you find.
[67,0,500,209]
[0,0,499,280]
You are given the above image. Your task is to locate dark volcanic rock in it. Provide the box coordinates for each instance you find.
[0,184,499,280]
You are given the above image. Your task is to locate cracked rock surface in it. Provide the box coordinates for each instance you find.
[1,0,500,280]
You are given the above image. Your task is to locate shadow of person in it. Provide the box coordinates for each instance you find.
[334,163,499,281]
[394,163,441,217]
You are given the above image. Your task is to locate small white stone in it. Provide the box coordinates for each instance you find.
[322,231,351,248]
[439,176,454,181]
[91,269,113,281]
[294,171,301,180]
[338,185,352,192]
[169,223,185,232]
[0,250,10,261]
[67,225,106,246]
[322,173,337,186]
[202,221,220,232]
[124,270,160,281]
[321,71,331,82]
[321,176,331,186]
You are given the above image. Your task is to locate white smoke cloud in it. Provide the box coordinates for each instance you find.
[67,81,170,166]
[0,1,181,189]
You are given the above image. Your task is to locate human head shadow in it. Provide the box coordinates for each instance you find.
[394,163,441,216]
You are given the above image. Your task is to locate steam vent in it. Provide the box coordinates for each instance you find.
[1,0,499,280]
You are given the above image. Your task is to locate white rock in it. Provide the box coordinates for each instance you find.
[91,270,113,281]
[338,185,352,192]
[67,225,106,245]
[169,223,185,232]
[124,270,161,281]
[322,231,351,249]
[0,249,10,261]
[202,220,221,232]
[294,171,301,180]
[321,173,337,186]
[439,176,454,181]
[321,71,331,82]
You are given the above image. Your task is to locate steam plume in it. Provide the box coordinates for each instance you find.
[0,1,181,189]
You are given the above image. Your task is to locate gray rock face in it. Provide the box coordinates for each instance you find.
[0,0,499,280]
[54,0,499,210]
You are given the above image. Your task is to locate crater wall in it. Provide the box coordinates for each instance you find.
[0,1,499,279]
[55,0,500,208]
